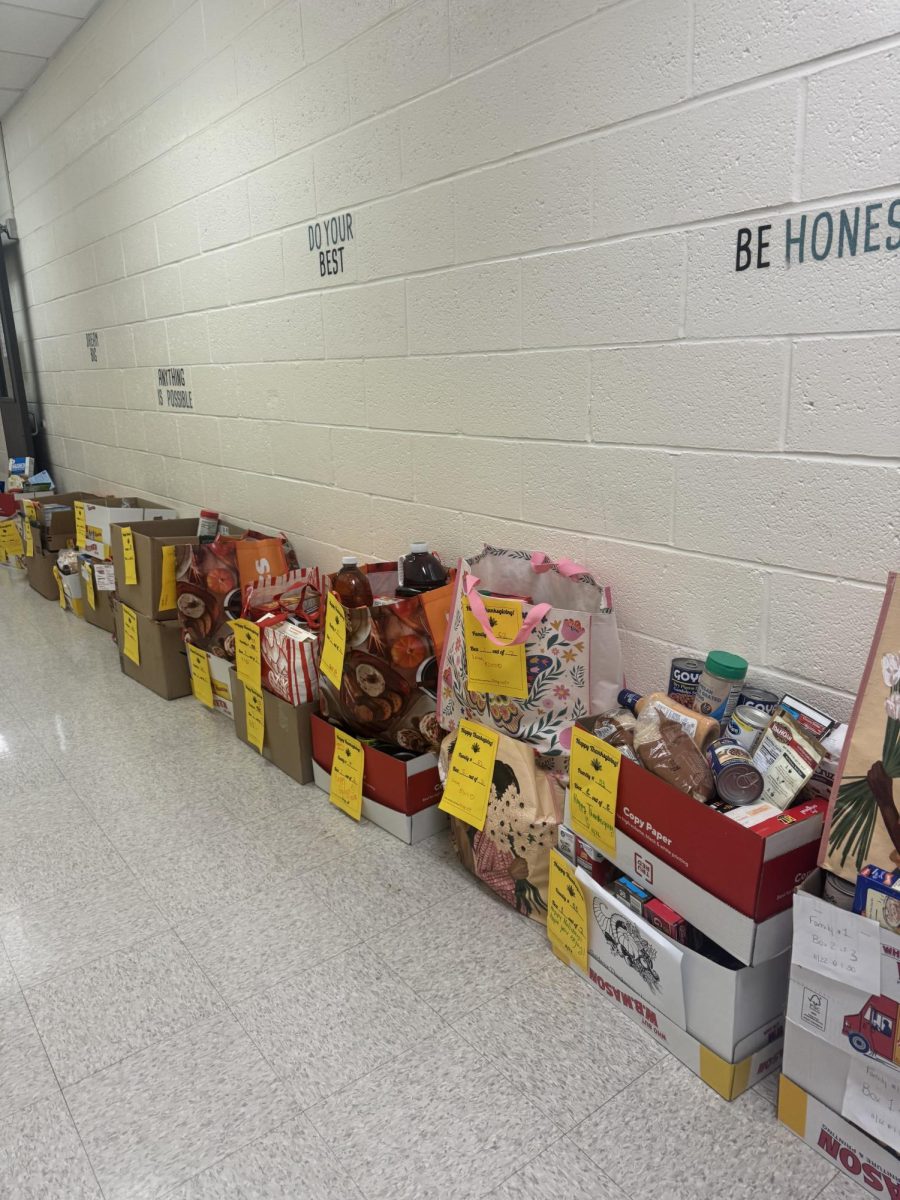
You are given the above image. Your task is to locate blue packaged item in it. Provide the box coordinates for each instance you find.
[853,864,900,933]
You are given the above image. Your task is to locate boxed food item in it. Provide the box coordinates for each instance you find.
[822,572,900,882]
[611,875,653,915]
[644,897,690,944]
[233,677,315,785]
[22,492,105,552]
[114,605,191,700]
[854,865,900,932]
[557,824,618,885]
[111,519,198,620]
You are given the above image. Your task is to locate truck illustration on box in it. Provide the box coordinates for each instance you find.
[843,996,900,1065]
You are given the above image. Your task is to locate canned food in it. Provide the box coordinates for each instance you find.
[668,656,705,706]
[705,737,764,806]
[822,871,855,911]
[725,704,770,753]
[736,686,779,714]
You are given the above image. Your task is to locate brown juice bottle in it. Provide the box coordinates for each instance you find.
[333,556,373,608]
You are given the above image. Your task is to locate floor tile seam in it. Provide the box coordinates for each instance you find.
[483,1127,571,1195]
[808,1170,841,1198]
[14,976,110,1200]
[360,935,465,1024]
[219,936,370,1009]
[12,711,76,786]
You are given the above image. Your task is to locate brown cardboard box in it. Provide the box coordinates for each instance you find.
[83,499,177,559]
[81,559,116,633]
[233,677,315,784]
[114,604,192,700]
[111,519,198,619]
[25,546,60,600]
[29,492,110,552]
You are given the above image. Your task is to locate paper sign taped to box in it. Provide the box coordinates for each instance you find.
[793,890,881,994]
[843,1056,900,1148]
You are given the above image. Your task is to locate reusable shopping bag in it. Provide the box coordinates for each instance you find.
[242,567,321,705]
[439,726,564,925]
[317,561,455,753]
[438,546,622,756]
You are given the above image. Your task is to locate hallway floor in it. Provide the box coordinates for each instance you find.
[0,565,859,1199]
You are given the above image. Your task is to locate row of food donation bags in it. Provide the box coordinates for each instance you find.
[174,535,623,924]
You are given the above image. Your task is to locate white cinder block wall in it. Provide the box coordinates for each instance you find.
[3,0,900,717]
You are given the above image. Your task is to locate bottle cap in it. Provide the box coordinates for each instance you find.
[410,542,428,553]
[705,650,748,680]
[341,556,358,566]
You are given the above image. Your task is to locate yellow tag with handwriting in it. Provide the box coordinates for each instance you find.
[245,684,266,753]
[463,597,528,699]
[439,720,499,830]
[121,604,140,665]
[23,499,36,521]
[52,566,66,609]
[319,591,347,690]
[121,527,137,585]
[187,645,214,708]
[569,727,621,856]
[547,850,588,973]
[158,545,177,612]
[82,563,96,610]
[330,729,364,820]
[24,520,34,557]
[73,501,87,550]
[0,520,24,557]
[232,619,261,692]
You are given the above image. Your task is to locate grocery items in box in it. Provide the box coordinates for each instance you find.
[807,723,847,801]
[618,688,719,749]
[667,656,705,706]
[706,738,764,806]
[439,725,563,925]
[752,710,826,810]
[852,864,900,932]
[693,650,748,725]
[319,561,454,753]
[725,704,770,752]
[197,510,219,544]
[440,546,622,756]
[576,706,639,763]
[632,698,715,802]
[736,685,779,714]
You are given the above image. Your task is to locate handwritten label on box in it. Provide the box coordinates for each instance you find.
[187,645,214,708]
[793,891,881,994]
[330,729,364,821]
[232,619,262,692]
[319,592,347,690]
[547,851,588,973]
[568,727,621,857]
[439,720,499,831]
[121,527,138,585]
[158,545,177,611]
[463,597,527,699]
[843,1057,900,1146]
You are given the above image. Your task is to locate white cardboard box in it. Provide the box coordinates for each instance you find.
[782,1019,859,1117]
[82,502,176,559]
[208,654,235,720]
[577,866,790,1061]
[779,1074,900,1194]
[564,795,793,965]
[312,761,447,845]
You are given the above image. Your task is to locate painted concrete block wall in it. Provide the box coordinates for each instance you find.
[3,0,900,718]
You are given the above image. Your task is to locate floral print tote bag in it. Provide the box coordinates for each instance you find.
[438,546,622,756]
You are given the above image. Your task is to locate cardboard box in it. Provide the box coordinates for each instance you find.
[580,748,826,923]
[561,946,783,1099]
[782,1019,861,1117]
[25,491,107,552]
[312,760,447,845]
[564,796,796,966]
[114,605,191,700]
[111,518,198,619]
[25,546,59,600]
[786,871,900,1064]
[311,712,441,815]
[778,1075,900,1193]
[80,558,116,634]
[83,499,176,559]
[61,570,84,617]
[233,678,315,784]
[576,867,791,1061]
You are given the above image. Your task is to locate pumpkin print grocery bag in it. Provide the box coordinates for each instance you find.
[438,547,622,756]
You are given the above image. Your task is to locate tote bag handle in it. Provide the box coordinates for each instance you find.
[530,551,587,578]
[463,574,551,647]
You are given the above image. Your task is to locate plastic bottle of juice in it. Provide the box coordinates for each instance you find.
[397,543,447,595]
[333,556,373,608]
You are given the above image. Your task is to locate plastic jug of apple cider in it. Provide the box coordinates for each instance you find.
[397,543,447,596]
[333,557,373,608]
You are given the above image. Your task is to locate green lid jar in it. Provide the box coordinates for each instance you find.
[694,651,749,723]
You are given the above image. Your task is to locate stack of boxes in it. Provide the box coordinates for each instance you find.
[109,519,194,700]
[777,871,900,1190]
[552,744,828,1099]
[18,492,101,603]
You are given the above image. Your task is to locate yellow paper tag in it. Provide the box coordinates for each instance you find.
[158,544,177,612]
[82,563,96,610]
[24,520,34,557]
[73,501,87,550]
[187,645,214,707]
[121,527,137,585]
[0,520,23,556]
[330,729,364,820]
[463,597,528,699]
[121,604,140,665]
[439,720,499,830]
[52,566,66,609]
[245,684,265,752]
[319,591,347,690]
[547,850,589,974]
[23,499,36,521]
[569,727,621,856]
[232,619,261,691]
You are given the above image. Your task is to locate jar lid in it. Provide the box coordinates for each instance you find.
[341,556,358,566]
[410,542,428,553]
[705,650,748,680]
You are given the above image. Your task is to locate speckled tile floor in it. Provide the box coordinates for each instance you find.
[0,565,852,1199]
